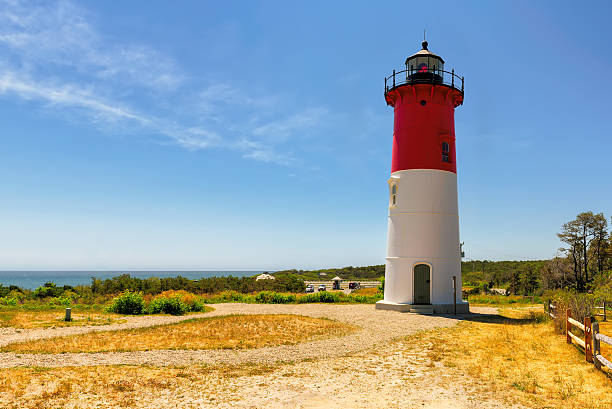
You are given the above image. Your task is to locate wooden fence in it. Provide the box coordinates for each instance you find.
[595,300,608,321]
[547,301,558,319]
[303,281,381,290]
[593,321,612,372]
[549,304,612,374]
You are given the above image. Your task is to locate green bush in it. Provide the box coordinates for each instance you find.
[49,296,73,306]
[318,291,340,303]
[190,299,206,312]
[546,290,597,334]
[217,290,248,302]
[254,291,296,304]
[296,293,321,303]
[107,291,145,315]
[33,282,65,298]
[468,294,542,305]
[147,296,187,315]
[0,296,18,306]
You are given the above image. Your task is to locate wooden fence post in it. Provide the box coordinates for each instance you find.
[585,316,593,363]
[604,301,607,322]
[566,309,571,344]
[593,321,601,370]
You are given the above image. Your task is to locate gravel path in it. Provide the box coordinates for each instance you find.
[0,304,488,368]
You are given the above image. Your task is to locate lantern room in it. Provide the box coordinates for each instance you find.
[405,40,444,83]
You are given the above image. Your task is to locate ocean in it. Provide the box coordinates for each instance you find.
[0,271,264,290]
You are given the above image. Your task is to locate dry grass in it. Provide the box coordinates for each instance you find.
[351,287,380,296]
[0,310,125,329]
[2,314,355,353]
[404,307,612,409]
[0,363,278,409]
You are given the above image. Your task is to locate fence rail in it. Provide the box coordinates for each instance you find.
[547,302,557,319]
[593,321,612,371]
[565,309,591,360]
[595,300,608,321]
[548,302,612,373]
[303,280,381,290]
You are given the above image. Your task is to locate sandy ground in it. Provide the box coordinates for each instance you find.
[0,304,522,408]
[0,303,472,367]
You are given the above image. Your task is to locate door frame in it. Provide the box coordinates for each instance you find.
[412,262,432,305]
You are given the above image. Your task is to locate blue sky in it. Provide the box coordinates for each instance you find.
[0,0,610,270]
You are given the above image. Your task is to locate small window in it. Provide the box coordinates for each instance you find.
[442,142,450,163]
[390,184,398,207]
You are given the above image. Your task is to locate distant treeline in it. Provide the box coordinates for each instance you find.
[273,265,385,281]
[90,274,304,295]
[462,260,548,289]
[0,274,304,300]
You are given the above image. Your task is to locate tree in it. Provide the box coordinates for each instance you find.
[558,217,586,291]
[508,271,521,295]
[520,266,540,295]
[590,214,609,274]
[541,257,572,290]
[557,211,609,292]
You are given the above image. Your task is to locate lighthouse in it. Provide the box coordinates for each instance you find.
[376,40,469,314]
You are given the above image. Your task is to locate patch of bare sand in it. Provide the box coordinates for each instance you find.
[2,333,522,409]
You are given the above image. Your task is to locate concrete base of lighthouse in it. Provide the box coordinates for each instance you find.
[375,300,470,314]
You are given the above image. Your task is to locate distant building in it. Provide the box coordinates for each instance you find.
[255,273,276,281]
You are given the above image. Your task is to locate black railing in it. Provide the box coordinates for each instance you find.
[384,68,464,95]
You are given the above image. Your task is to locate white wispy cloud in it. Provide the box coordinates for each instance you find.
[0,71,148,124]
[0,0,182,90]
[0,0,327,166]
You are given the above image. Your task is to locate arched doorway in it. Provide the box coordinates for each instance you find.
[413,264,431,304]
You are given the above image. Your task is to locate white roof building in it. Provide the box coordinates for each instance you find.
[255,273,276,281]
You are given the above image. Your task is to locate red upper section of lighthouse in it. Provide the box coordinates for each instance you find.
[384,42,464,174]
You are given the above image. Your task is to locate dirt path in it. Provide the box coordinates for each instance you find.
[0,304,498,368]
[170,335,524,409]
[0,304,523,408]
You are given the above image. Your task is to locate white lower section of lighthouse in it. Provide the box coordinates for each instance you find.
[376,169,469,314]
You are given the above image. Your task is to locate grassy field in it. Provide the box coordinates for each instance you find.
[2,314,356,353]
[0,309,125,329]
[408,306,612,408]
[1,303,611,408]
[350,287,380,296]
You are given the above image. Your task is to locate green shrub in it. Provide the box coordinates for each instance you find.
[190,299,206,312]
[546,291,597,334]
[468,294,542,305]
[318,291,340,303]
[296,293,320,303]
[351,295,369,303]
[107,291,145,315]
[217,291,248,302]
[33,282,64,298]
[148,290,206,313]
[0,296,18,306]
[147,296,187,315]
[254,291,296,304]
[49,296,73,306]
